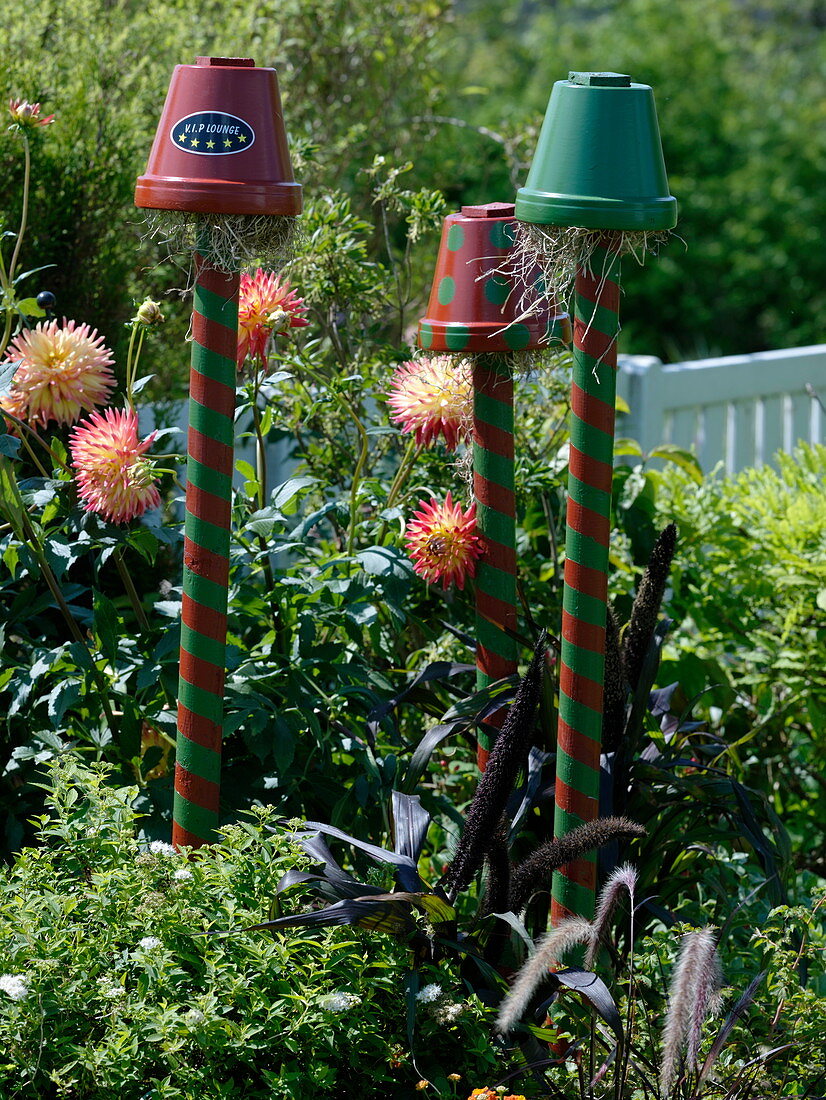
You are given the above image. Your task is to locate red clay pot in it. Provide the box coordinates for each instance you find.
[135,56,301,216]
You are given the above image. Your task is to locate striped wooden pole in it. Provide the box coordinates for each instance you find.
[173,250,239,849]
[473,352,518,771]
[551,238,621,922]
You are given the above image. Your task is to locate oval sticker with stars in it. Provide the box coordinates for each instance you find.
[170,111,255,155]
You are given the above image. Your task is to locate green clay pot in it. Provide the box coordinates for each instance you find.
[515,72,677,232]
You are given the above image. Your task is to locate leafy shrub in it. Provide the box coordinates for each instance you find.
[647,444,826,875]
[0,756,498,1098]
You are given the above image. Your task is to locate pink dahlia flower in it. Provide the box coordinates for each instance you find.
[8,98,55,128]
[387,356,472,450]
[70,407,160,524]
[3,319,115,428]
[237,268,308,368]
[405,492,483,590]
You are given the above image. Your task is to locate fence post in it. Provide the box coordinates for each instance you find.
[616,355,664,455]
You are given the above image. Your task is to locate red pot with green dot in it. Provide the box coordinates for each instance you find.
[417,203,569,770]
[417,202,569,354]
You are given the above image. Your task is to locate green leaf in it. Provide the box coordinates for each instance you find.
[271,475,316,513]
[648,443,704,483]
[93,589,120,662]
[16,297,46,318]
[0,434,21,458]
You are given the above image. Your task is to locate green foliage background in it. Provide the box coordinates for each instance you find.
[1,0,824,379]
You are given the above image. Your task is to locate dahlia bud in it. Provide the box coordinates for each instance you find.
[134,298,165,327]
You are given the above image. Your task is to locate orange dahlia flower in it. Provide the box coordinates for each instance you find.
[405,492,483,590]
[70,407,160,524]
[387,356,471,450]
[237,268,308,368]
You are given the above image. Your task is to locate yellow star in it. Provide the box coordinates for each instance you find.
[177,133,187,143]
[237,133,247,143]
[206,139,215,149]
[223,138,233,148]
[190,137,199,147]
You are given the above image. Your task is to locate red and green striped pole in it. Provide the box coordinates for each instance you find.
[473,353,517,771]
[173,250,239,849]
[551,239,620,922]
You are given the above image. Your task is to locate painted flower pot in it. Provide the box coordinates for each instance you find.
[135,56,301,216]
[417,202,570,353]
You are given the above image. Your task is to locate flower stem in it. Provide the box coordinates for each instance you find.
[376,437,421,545]
[1,135,31,357]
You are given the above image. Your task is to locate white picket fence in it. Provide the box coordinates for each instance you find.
[616,344,826,474]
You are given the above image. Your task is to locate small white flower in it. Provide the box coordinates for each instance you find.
[416,982,442,1003]
[0,974,29,1001]
[148,841,177,857]
[184,1008,204,1025]
[435,1002,464,1023]
[319,991,360,1013]
[137,936,162,951]
[173,868,192,881]
[97,977,125,999]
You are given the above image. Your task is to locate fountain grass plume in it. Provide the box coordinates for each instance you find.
[481,822,511,916]
[622,522,678,692]
[584,862,638,970]
[509,817,646,915]
[443,633,547,900]
[660,928,724,1097]
[602,605,626,752]
[495,916,595,1035]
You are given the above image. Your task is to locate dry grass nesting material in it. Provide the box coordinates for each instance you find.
[507,222,672,323]
[140,210,300,278]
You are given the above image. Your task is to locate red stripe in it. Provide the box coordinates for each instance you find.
[561,610,605,653]
[179,651,226,699]
[571,382,616,438]
[566,498,610,544]
[555,777,599,822]
[172,823,208,850]
[185,480,232,530]
[560,665,604,713]
[477,645,517,682]
[173,760,220,812]
[474,473,515,515]
[177,702,222,753]
[576,266,620,316]
[479,536,517,575]
[189,368,236,419]
[195,255,241,302]
[187,425,234,476]
[556,716,601,769]
[193,310,238,361]
[568,443,614,495]
[183,539,230,587]
[476,588,518,630]
[477,745,490,771]
[563,559,609,602]
[574,319,619,365]
[473,422,515,459]
[473,361,513,401]
[182,593,227,643]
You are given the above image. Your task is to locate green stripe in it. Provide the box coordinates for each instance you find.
[191,343,237,386]
[558,693,603,742]
[568,472,611,515]
[474,389,513,426]
[473,442,514,486]
[180,622,226,669]
[477,615,516,659]
[184,571,229,616]
[187,456,232,500]
[172,792,219,844]
[554,745,601,799]
[565,527,611,572]
[563,585,609,628]
[551,863,597,921]
[194,282,239,335]
[569,413,614,466]
[559,640,604,684]
[475,503,514,548]
[176,734,222,786]
[188,399,236,448]
[573,293,619,339]
[476,564,516,604]
[185,511,231,557]
[584,246,621,286]
[179,677,223,723]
